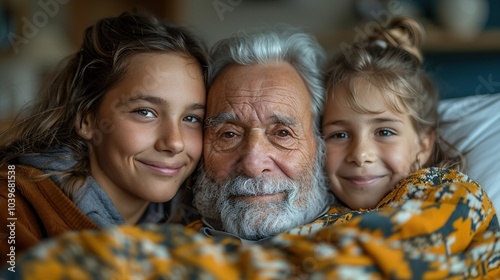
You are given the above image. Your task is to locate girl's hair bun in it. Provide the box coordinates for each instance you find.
[370,16,425,64]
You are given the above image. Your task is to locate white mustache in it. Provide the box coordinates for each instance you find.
[227,176,294,197]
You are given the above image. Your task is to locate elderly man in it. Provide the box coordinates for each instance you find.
[190,27,331,241]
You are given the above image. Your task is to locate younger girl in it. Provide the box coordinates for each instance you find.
[322,16,467,210]
[0,11,209,261]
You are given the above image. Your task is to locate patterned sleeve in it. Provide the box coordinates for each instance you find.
[298,167,500,278]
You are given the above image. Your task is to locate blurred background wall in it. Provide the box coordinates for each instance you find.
[1,0,500,131]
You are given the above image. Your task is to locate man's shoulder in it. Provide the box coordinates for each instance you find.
[186,219,205,231]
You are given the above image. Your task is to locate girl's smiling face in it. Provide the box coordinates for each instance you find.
[322,79,433,210]
[81,53,205,222]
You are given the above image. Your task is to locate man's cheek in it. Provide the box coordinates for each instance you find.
[203,131,217,154]
[203,149,228,178]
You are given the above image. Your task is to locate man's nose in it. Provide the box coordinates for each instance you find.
[237,129,274,178]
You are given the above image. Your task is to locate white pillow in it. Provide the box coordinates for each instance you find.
[438,93,500,216]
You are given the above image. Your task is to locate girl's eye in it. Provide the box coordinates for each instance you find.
[327,132,349,139]
[134,108,156,118]
[184,115,202,123]
[376,129,395,137]
[337,132,349,139]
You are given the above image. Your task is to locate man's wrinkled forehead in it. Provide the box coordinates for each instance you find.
[204,112,296,128]
[205,88,307,129]
[206,62,311,116]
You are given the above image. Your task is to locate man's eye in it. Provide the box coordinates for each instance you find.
[210,128,242,152]
[222,131,238,138]
[276,130,291,137]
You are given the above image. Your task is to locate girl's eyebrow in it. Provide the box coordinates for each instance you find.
[125,95,205,110]
[322,119,347,127]
[127,95,166,106]
[323,117,403,127]
[370,117,404,124]
[189,103,206,110]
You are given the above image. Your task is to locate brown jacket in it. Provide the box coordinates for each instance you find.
[0,164,98,264]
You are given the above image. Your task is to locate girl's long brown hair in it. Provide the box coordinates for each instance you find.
[0,12,210,219]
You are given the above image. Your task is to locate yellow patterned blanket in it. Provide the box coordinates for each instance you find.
[1,168,499,279]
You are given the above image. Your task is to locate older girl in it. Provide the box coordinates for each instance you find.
[0,11,209,261]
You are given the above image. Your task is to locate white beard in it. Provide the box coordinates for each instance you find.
[194,149,329,240]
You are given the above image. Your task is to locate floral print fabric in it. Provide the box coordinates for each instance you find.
[2,168,499,279]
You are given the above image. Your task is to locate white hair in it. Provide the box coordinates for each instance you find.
[208,26,327,129]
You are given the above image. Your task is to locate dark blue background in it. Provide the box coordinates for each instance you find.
[414,0,500,99]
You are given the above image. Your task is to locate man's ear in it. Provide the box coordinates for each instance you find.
[75,113,95,140]
[418,130,435,165]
